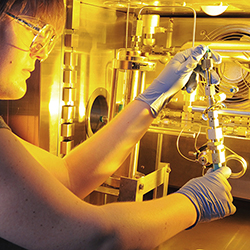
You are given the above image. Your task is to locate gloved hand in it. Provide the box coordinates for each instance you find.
[176,167,236,229]
[183,50,222,93]
[135,45,221,117]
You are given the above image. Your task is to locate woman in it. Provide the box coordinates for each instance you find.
[0,1,235,249]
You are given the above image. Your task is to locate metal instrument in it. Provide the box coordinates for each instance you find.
[197,49,247,178]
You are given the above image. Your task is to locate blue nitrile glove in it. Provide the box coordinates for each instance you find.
[176,167,236,229]
[136,45,221,117]
[135,45,207,117]
[184,50,222,93]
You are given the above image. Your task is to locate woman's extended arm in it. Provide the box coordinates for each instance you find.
[64,100,154,197]
[18,45,211,198]
[0,129,234,250]
[17,100,153,197]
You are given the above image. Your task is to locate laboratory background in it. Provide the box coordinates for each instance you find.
[1,0,250,249]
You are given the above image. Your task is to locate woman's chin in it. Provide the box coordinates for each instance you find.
[0,86,27,100]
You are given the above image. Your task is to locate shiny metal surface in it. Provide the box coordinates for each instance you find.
[182,41,250,62]
[192,106,250,117]
[61,123,75,137]
[154,198,250,250]
[61,140,75,155]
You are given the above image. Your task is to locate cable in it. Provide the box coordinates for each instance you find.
[194,124,202,152]
[176,125,197,163]
[224,146,247,178]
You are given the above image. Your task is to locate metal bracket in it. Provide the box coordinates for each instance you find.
[118,163,171,202]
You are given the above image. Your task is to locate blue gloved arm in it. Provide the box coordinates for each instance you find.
[176,167,236,229]
[135,45,221,117]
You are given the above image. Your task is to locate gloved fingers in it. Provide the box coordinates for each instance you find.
[223,187,235,213]
[174,45,221,74]
[205,166,232,191]
[220,176,233,202]
[175,44,207,63]
[204,168,236,216]
[184,67,220,93]
[221,177,232,193]
[205,167,213,174]
[204,166,232,179]
[226,189,234,203]
[214,166,232,179]
[194,65,221,85]
[229,202,237,214]
[210,70,220,84]
[176,45,207,74]
[183,72,198,93]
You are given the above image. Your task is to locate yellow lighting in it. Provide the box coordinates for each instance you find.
[78,102,86,123]
[49,98,60,117]
[152,1,160,5]
[201,3,228,16]
[49,82,61,117]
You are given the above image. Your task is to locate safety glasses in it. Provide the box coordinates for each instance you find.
[6,12,57,61]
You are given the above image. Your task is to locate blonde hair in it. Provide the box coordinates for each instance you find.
[0,0,66,35]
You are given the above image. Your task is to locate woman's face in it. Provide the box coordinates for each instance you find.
[0,15,38,100]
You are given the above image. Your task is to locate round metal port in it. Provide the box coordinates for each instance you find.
[86,88,109,137]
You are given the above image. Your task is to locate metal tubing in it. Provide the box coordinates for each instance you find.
[181,41,250,62]
[192,106,250,117]
[108,68,118,121]
[125,3,130,49]
[153,133,164,199]
[128,141,140,178]
[148,126,196,138]
[226,154,247,179]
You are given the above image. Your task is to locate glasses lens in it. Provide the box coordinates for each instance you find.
[30,24,56,60]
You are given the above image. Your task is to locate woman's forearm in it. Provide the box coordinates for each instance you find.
[64,100,154,197]
[100,193,197,250]
[16,100,154,197]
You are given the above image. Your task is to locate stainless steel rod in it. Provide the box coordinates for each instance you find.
[192,106,250,116]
